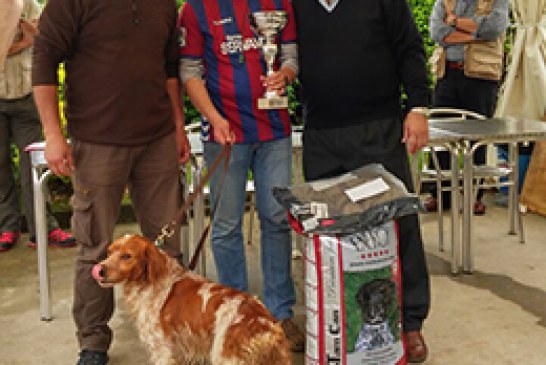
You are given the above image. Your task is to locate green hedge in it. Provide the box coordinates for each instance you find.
[409,0,437,61]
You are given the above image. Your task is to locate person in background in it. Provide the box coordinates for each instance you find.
[0,0,75,252]
[292,0,431,362]
[426,0,510,215]
[178,0,305,352]
[31,0,190,362]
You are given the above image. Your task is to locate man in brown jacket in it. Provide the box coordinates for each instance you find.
[32,0,190,363]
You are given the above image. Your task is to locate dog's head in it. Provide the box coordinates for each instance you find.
[355,278,395,325]
[92,234,167,288]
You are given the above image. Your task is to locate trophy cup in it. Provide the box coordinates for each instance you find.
[249,11,288,110]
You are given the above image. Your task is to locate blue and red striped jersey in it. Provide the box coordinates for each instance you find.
[179,0,296,143]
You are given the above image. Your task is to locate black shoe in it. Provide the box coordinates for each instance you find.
[76,350,108,365]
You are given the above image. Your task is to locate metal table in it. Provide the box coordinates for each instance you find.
[414,127,464,274]
[430,117,546,273]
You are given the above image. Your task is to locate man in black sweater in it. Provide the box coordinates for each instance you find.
[293,0,431,362]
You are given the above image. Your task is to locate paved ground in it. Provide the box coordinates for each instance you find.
[1,192,546,364]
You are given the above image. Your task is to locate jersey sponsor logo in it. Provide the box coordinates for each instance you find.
[220,34,264,55]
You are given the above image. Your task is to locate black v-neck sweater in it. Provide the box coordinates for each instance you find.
[293,0,430,127]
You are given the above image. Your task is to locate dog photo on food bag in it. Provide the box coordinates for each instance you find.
[354,278,397,352]
[91,234,290,365]
[345,275,399,353]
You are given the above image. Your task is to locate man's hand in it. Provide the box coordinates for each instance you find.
[175,127,191,164]
[45,133,74,176]
[402,112,429,154]
[261,67,295,96]
[212,118,235,145]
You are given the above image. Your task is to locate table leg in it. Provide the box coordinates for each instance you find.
[508,142,518,235]
[33,167,52,321]
[450,148,461,275]
[462,147,474,273]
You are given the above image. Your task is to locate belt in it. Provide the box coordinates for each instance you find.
[446,61,464,70]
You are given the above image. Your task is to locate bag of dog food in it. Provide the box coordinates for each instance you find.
[274,164,422,365]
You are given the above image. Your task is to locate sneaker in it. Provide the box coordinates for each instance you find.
[27,228,77,248]
[474,200,486,215]
[76,350,108,365]
[0,231,20,252]
[280,318,305,352]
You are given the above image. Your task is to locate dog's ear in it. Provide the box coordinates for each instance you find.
[355,284,366,308]
[382,280,396,303]
[144,241,166,284]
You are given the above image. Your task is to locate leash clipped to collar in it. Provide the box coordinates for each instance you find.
[154,144,232,270]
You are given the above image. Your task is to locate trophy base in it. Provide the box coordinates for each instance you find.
[257,96,288,110]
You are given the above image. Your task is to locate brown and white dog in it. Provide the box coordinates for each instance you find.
[92,234,291,365]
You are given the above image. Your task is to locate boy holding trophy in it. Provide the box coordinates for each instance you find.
[178,0,304,352]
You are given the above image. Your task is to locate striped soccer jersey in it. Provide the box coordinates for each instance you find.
[179,0,296,143]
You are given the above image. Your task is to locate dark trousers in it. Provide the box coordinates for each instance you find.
[0,94,58,236]
[70,133,182,351]
[431,68,500,207]
[302,117,430,332]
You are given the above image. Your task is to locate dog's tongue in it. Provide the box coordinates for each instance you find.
[91,264,103,281]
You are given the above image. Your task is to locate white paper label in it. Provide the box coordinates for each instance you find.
[344,178,390,203]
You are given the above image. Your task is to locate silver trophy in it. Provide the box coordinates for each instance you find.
[250,11,288,109]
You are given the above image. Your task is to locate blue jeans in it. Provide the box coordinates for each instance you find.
[204,137,295,320]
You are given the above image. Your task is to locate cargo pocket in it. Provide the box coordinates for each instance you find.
[70,191,94,246]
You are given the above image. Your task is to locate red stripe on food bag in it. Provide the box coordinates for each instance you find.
[314,234,325,365]
[288,213,306,235]
[337,236,347,365]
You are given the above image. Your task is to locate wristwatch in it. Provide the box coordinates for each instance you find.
[410,107,430,117]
